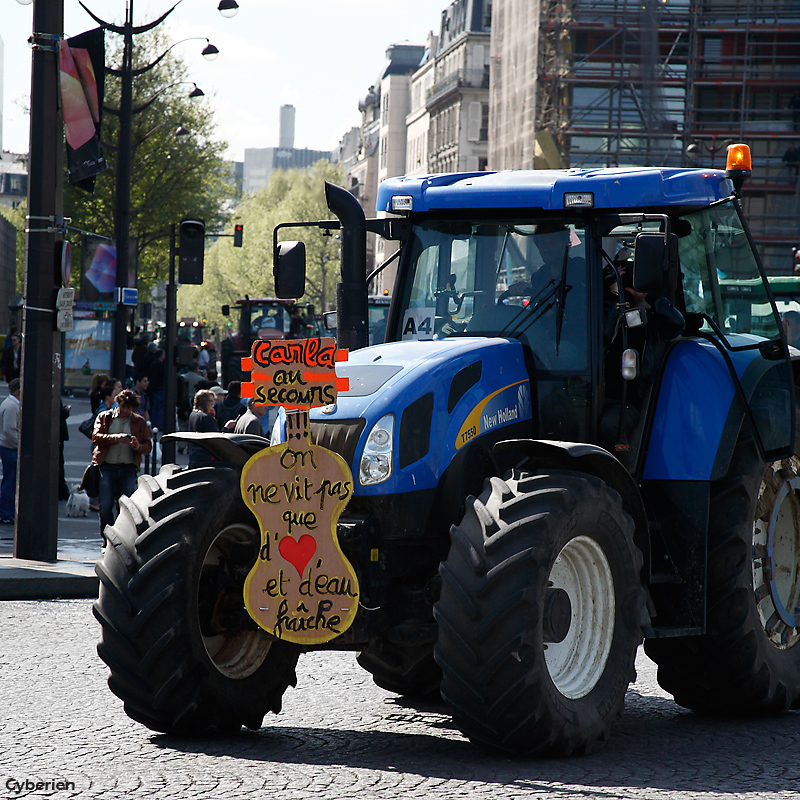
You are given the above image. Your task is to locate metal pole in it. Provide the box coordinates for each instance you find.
[112,0,134,382]
[15,0,64,561]
[162,224,177,465]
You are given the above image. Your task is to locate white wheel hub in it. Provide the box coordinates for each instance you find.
[544,535,615,699]
[753,460,800,650]
[200,523,273,679]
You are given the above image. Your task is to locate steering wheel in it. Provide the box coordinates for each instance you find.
[497,281,533,305]
[434,316,466,338]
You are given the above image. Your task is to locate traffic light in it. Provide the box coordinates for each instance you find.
[233,224,244,248]
[793,246,800,275]
[178,219,205,284]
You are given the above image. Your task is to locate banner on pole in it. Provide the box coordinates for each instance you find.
[60,28,106,192]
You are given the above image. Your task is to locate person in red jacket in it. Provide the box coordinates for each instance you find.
[92,389,151,544]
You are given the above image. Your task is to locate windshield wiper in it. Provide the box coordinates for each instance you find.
[499,279,561,334]
[555,245,570,355]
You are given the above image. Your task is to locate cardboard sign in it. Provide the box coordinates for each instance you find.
[240,339,358,644]
[242,412,359,644]
[241,337,349,410]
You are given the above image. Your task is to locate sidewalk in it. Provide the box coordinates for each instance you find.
[0,389,188,600]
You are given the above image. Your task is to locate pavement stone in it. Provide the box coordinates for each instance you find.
[1,598,799,799]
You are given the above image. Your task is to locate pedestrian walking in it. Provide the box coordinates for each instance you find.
[92,389,151,545]
[215,381,244,429]
[1,335,21,384]
[59,402,70,501]
[147,348,166,431]
[187,389,219,467]
[233,397,268,436]
[89,373,110,414]
[132,374,151,422]
[0,378,20,523]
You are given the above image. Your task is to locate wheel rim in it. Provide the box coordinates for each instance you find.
[753,459,800,650]
[199,522,272,679]
[544,535,615,699]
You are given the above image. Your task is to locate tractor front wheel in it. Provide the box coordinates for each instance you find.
[434,469,645,756]
[93,466,301,735]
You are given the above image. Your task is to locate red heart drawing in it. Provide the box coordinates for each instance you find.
[279,534,317,578]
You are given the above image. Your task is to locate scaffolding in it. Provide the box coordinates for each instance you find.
[536,0,800,271]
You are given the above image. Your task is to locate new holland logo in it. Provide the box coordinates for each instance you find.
[456,380,531,451]
[518,383,531,419]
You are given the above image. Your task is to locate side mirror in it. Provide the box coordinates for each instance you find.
[633,232,677,294]
[273,241,306,299]
[221,304,230,317]
[323,310,337,332]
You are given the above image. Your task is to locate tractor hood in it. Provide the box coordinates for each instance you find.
[310,337,533,496]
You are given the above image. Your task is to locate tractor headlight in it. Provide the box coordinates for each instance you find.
[359,414,395,486]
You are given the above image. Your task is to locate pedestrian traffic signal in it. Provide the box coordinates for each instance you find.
[179,219,205,284]
[233,224,244,248]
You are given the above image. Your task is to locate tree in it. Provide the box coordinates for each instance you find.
[0,202,27,294]
[178,160,343,331]
[64,28,233,298]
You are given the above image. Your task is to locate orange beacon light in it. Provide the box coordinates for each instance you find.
[725,143,751,192]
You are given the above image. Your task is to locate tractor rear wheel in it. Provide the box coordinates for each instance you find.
[93,466,301,735]
[434,469,645,756]
[644,436,800,712]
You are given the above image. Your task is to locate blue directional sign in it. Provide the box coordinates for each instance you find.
[118,287,139,307]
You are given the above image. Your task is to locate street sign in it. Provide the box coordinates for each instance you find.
[56,287,75,310]
[117,287,139,306]
[57,309,74,332]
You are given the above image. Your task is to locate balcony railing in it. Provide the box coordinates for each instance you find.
[427,68,489,107]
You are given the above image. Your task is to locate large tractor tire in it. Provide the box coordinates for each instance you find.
[644,435,800,712]
[93,465,301,735]
[434,469,645,757]
[357,646,442,699]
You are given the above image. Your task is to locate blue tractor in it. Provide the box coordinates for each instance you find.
[94,145,800,756]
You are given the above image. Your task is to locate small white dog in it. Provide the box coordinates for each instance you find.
[66,485,90,517]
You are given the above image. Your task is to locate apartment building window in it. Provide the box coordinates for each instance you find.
[380,136,387,170]
[480,103,489,142]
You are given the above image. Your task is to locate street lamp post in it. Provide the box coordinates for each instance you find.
[162,225,178,465]
[79,1,220,382]
[15,0,64,560]
[11,0,233,560]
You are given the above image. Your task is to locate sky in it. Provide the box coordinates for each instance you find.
[1,0,444,161]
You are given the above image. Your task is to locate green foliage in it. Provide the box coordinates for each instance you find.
[0,201,27,293]
[178,160,344,330]
[64,28,233,298]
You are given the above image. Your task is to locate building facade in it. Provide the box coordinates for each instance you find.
[242,105,332,194]
[427,0,492,174]
[488,0,800,272]
[0,153,27,209]
[405,33,438,177]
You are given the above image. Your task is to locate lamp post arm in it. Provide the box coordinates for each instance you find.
[78,0,181,37]
[105,48,169,77]
[105,38,209,78]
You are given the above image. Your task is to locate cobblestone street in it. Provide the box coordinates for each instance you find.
[1,599,799,799]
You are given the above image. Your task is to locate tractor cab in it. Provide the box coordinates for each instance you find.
[383,191,789,471]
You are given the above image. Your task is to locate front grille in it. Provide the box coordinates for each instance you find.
[310,418,367,469]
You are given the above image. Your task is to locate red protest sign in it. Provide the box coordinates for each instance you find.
[241,338,349,411]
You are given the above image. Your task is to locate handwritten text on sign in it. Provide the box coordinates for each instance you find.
[242,413,359,644]
[241,338,349,410]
